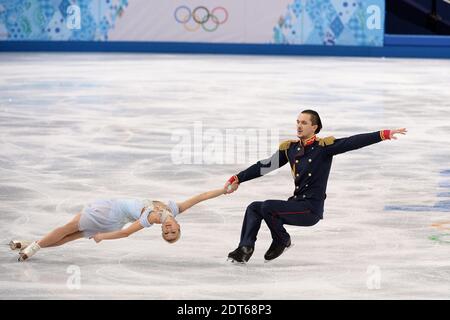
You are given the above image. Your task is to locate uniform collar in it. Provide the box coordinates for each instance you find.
[301,135,316,147]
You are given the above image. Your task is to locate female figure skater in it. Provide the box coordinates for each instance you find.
[10,186,227,261]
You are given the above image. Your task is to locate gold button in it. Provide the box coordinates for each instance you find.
[308,159,312,162]
[296,174,299,177]
[308,173,312,176]
[295,160,299,163]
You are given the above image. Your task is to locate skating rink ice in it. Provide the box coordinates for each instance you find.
[0,53,449,299]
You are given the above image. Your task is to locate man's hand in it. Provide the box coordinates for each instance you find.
[389,128,407,140]
[224,175,239,194]
[93,233,103,243]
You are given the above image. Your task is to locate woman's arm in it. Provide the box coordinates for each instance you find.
[93,221,144,243]
[177,188,226,214]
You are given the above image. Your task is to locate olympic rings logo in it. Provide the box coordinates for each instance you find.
[174,6,228,32]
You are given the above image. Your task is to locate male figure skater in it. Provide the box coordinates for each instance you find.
[224,109,407,264]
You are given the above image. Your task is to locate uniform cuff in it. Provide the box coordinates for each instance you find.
[380,130,391,141]
[228,175,239,184]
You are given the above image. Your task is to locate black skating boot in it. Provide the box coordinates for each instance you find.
[227,246,254,264]
[264,239,292,262]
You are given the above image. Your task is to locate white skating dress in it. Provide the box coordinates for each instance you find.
[78,199,179,238]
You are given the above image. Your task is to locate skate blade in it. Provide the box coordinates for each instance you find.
[227,257,246,265]
[264,243,294,263]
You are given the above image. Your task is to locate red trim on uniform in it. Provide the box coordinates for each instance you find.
[228,175,238,184]
[275,210,311,215]
[302,135,316,147]
[380,130,391,140]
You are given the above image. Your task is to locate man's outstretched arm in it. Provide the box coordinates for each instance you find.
[224,141,291,193]
[324,128,407,156]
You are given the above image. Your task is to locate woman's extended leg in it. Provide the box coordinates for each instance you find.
[45,231,84,247]
[37,213,82,248]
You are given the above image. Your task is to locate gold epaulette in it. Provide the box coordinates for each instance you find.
[279,139,298,151]
[317,136,336,147]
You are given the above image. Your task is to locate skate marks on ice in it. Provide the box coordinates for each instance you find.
[1,53,450,298]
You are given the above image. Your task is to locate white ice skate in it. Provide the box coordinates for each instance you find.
[9,240,31,251]
[18,241,40,262]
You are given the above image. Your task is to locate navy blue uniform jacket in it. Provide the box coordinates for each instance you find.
[236,131,388,219]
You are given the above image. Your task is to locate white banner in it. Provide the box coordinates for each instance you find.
[0,0,385,46]
[108,0,292,43]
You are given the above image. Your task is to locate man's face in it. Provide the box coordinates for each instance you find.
[297,113,317,140]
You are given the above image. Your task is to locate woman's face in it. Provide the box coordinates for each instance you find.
[162,217,180,242]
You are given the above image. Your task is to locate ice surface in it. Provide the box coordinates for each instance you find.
[0,53,449,299]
